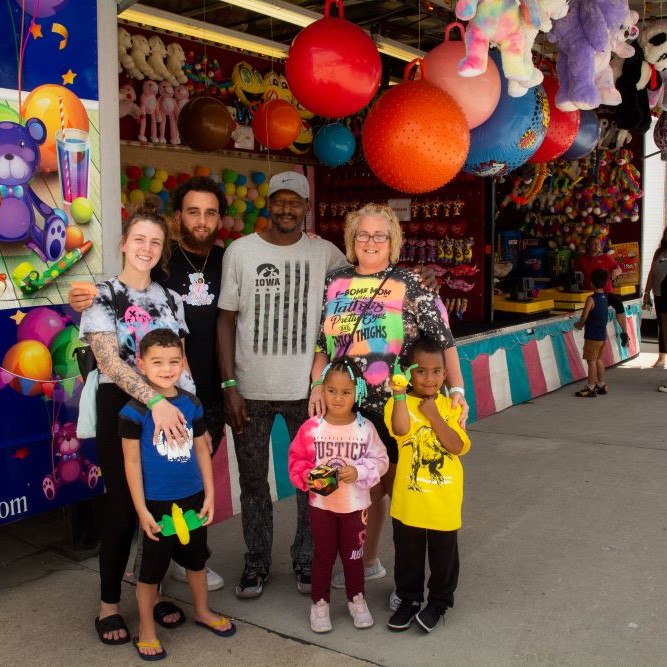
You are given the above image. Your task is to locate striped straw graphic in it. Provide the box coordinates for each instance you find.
[58,96,71,201]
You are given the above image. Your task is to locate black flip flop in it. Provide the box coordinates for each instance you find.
[94,613,131,645]
[153,600,185,629]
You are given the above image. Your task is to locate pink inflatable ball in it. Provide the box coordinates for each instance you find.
[232,218,245,233]
[221,215,235,230]
[224,194,234,207]
[422,22,501,129]
[285,0,381,118]
[247,188,259,201]
[17,307,67,348]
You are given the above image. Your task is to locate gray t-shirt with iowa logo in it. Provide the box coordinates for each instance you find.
[218,233,347,401]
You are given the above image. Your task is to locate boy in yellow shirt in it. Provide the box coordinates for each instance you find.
[384,337,471,633]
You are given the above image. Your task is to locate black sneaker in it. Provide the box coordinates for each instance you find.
[294,563,311,594]
[235,566,269,599]
[387,600,420,631]
[415,602,445,633]
[594,383,608,395]
[620,332,629,347]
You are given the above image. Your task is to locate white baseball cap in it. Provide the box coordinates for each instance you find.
[267,172,310,200]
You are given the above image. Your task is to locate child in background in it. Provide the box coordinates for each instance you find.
[384,337,471,633]
[574,268,609,397]
[119,329,235,661]
[288,357,389,634]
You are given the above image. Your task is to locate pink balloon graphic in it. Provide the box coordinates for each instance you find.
[13,0,70,17]
[17,307,67,348]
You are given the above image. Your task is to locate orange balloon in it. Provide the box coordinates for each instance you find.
[21,84,89,173]
[252,100,301,149]
[362,78,470,194]
[2,340,53,395]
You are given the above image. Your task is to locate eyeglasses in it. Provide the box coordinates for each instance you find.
[354,232,389,244]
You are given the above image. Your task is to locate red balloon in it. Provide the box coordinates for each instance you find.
[362,77,470,194]
[529,75,580,164]
[286,0,381,118]
[252,100,301,149]
[177,97,234,152]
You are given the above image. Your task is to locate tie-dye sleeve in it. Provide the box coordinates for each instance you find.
[412,278,455,349]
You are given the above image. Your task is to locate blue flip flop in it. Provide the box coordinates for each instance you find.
[195,615,237,637]
[133,637,167,661]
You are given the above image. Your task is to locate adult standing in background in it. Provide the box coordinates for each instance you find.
[218,172,349,599]
[643,227,667,375]
[574,236,629,348]
[69,177,225,592]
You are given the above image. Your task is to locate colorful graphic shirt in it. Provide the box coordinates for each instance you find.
[218,233,347,400]
[385,394,470,531]
[78,277,195,392]
[288,415,389,513]
[316,266,455,416]
[118,389,207,501]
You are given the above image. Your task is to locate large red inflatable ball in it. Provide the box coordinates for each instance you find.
[528,75,580,163]
[285,0,381,118]
[252,100,301,149]
[423,23,501,129]
[362,78,470,194]
[177,97,234,152]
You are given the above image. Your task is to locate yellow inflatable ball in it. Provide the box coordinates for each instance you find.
[150,178,163,194]
[236,184,248,198]
[258,183,269,197]
[233,199,247,214]
[255,196,266,209]
[155,168,169,183]
[121,191,128,205]
[129,189,145,205]
[224,182,236,196]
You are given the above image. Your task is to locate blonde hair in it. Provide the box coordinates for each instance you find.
[343,203,402,265]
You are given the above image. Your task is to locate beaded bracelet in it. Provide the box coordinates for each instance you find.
[147,394,165,409]
[221,379,237,389]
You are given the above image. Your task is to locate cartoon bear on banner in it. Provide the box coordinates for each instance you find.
[0,119,67,262]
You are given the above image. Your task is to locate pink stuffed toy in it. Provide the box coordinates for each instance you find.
[548,0,629,111]
[456,0,541,86]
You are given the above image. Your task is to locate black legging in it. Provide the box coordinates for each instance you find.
[657,296,667,354]
[95,382,136,604]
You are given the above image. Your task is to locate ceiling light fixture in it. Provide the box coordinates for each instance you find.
[118,3,289,59]
[373,35,425,62]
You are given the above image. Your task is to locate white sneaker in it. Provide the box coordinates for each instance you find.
[331,559,387,589]
[389,589,402,611]
[348,593,374,629]
[659,384,667,393]
[310,599,332,633]
[170,563,225,591]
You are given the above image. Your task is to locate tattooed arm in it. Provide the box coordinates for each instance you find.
[89,332,188,444]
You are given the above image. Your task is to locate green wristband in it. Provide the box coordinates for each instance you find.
[393,394,406,401]
[147,394,165,409]
[310,379,323,390]
[221,379,237,389]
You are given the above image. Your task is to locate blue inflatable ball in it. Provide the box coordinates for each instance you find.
[252,171,266,184]
[261,208,269,217]
[561,110,600,161]
[245,201,255,213]
[236,174,247,185]
[314,123,356,167]
[143,165,156,178]
[463,52,548,177]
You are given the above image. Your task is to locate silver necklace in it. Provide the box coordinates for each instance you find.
[179,243,210,284]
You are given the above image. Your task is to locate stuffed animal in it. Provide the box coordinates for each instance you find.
[119,84,143,120]
[507,0,570,98]
[0,119,68,262]
[594,9,638,107]
[138,80,159,143]
[147,35,177,84]
[610,21,667,130]
[548,0,629,111]
[129,34,156,80]
[456,0,541,85]
[117,27,137,77]
[157,81,180,145]
[166,42,188,84]
[174,84,190,114]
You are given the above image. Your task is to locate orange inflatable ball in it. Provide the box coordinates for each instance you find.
[362,78,470,194]
[254,215,270,232]
[178,97,234,152]
[252,100,301,150]
[21,84,89,173]
[2,340,53,395]
[65,225,85,251]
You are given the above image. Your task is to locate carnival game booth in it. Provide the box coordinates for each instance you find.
[1,0,654,526]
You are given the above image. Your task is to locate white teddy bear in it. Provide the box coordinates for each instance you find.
[118,27,135,76]
[166,42,188,84]
[129,34,156,80]
[147,35,177,83]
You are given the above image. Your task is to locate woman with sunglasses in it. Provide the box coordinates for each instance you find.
[309,203,467,605]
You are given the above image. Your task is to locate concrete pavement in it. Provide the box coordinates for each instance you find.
[2,343,667,666]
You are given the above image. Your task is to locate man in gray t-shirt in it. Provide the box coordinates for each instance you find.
[217,172,347,599]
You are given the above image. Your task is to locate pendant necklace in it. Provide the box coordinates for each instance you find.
[179,243,210,284]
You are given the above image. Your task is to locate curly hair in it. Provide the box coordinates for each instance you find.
[343,203,402,265]
[170,176,224,214]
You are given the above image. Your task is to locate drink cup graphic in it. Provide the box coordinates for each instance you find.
[56,128,90,204]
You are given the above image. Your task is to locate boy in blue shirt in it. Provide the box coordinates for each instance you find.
[119,329,235,660]
[574,268,609,397]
